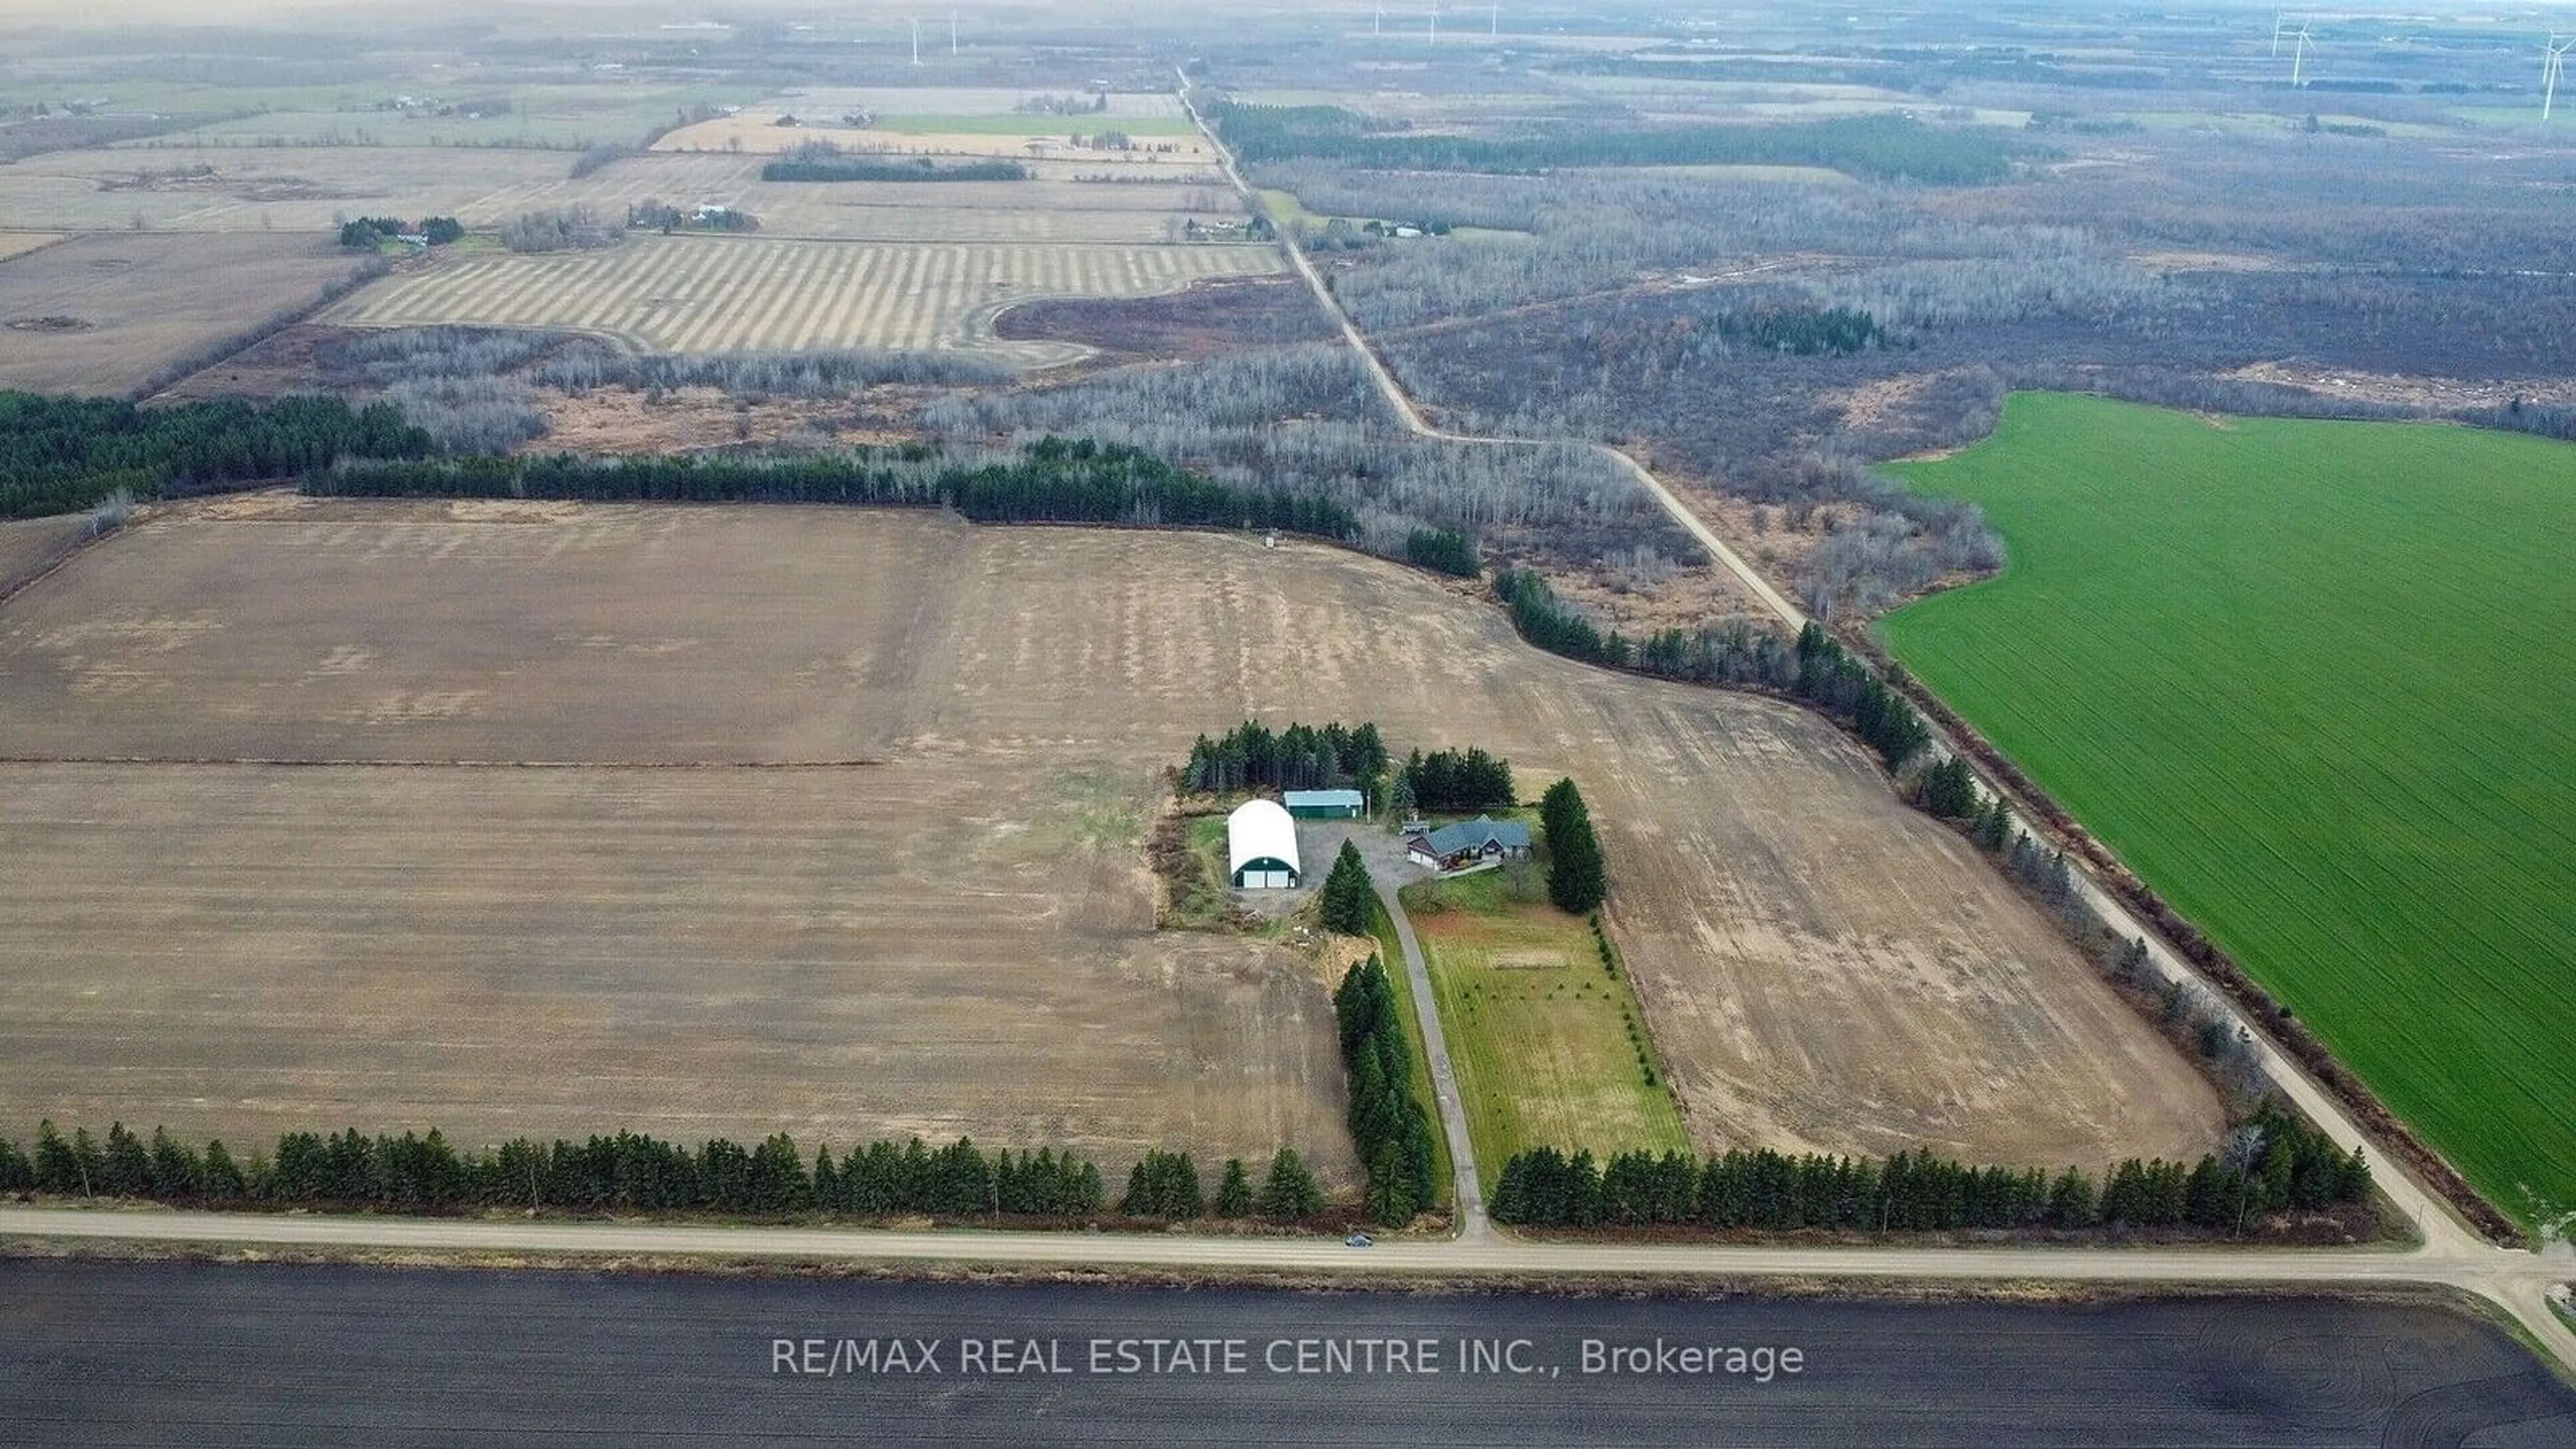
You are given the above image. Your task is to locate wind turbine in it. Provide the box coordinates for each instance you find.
[2290,23,2312,89]
[1373,1,1383,36]
[1428,3,1438,44]
[910,18,922,66]
[2271,12,2288,58]
[950,10,959,57]
[1490,3,1498,37]
[2546,35,2573,121]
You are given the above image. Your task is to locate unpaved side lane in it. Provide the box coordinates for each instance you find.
[1372,871,1487,1238]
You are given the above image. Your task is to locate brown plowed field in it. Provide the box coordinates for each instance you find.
[0,500,2220,1175]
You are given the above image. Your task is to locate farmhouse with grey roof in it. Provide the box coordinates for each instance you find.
[1405,815,1532,872]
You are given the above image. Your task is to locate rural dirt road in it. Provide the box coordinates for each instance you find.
[5,1205,2573,1365]
[1175,82,2576,1372]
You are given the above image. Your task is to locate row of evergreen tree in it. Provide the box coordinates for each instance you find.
[1491,574,1934,775]
[314,437,1359,541]
[1916,750,2086,914]
[1539,777,1607,914]
[0,1120,1363,1224]
[1333,957,1442,1224]
[1789,623,1932,768]
[1490,1107,2369,1233]
[1493,568,1817,704]
[1,391,432,521]
[337,215,464,248]
[1116,1148,1327,1221]
[1179,718,1390,796]
[1403,526,1480,578]
[0,1121,1102,1221]
[1397,745,1515,812]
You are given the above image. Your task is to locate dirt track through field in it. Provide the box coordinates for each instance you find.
[0,502,2218,1177]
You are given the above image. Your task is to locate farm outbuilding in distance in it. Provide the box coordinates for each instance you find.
[1283,788,1364,819]
[1228,798,1303,889]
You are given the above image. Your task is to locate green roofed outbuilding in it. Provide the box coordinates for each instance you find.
[1283,788,1364,819]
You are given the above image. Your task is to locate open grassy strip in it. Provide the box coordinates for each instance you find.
[1880,393,2576,1226]
[1366,901,1454,1210]
[1404,864,1688,1182]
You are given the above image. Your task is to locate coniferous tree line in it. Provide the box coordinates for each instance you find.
[338,215,463,248]
[1540,777,1607,914]
[761,156,1031,182]
[0,1121,1126,1220]
[1791,623,1931,768]
[312,437,1360,540]
[1333,957,1440,1224]
[1489,1104,2369,1233]
[1118,1150,1206,1218]
[1397,746,1514,812]
[1404,526,1480,578]
[1113,1147,1326,1221]
[0,391,432,521]
[1179,719,1389,796]
[1490,571,1931,775]
[1493,566,1803,696]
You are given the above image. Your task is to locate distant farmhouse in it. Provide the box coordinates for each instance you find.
[1283,788,1364,819]
[1405,816,1531,873]
[1228,798,1302,889]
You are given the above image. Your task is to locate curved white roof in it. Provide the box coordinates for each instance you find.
[1227,798,1301,877]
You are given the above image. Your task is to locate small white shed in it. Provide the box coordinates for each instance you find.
[1227,799,1302,889]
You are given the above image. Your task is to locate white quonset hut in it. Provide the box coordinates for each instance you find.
[1227,798,1302,889]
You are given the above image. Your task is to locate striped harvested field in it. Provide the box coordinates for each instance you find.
[324,235,1283,364]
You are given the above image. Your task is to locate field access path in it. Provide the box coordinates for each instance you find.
[1369,873,1489,1238]
[1174,77,2576,1372]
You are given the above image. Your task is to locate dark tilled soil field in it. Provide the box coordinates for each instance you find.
[3,1262,2569,1446]
[994,272,1336,364]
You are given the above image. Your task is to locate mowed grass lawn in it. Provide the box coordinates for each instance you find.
[1404,866,1687,1181]
[1880,392,2576,1227]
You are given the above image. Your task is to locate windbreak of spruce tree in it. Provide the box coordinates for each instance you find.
[0,392,433,521]
[1404,526,1479,578]
[1119,1150,1206,1218]
[1397,746,1514,812]
[0,1121,1125,1219]
[1539,777,1606,914]
[1181,719,1389,796]
[1489,1104,2369,1234]
[1333,957,1440,1224]
[313,437,1360,541]
[1492,567,1802,692]
[1194,1149,1328,1222]
[1491,568,1933,775]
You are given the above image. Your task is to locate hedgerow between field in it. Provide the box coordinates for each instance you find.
[1491,1101,2371,1237]
[0,1120,1336,1228]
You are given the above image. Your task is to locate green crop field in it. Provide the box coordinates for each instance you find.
[1880,392,2576,1229]
[1405,865,1687,1183]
